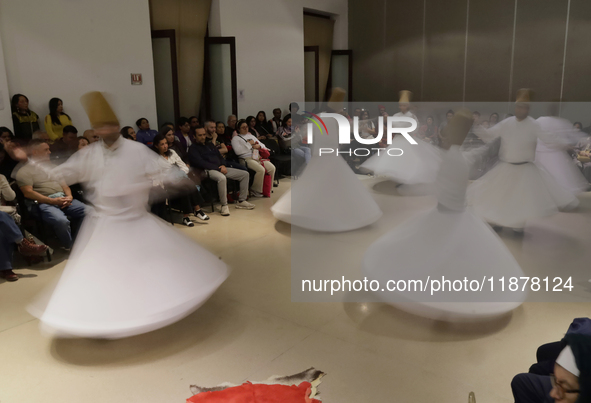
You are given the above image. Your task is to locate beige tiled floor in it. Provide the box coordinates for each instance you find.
[1,178,590,402]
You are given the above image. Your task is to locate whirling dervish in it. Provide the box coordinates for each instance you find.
[361,90,442,187]
[535,110,589,195]
[363,109,526,322]
[468,89,579,232]
[27,92,229,339]
[271,88,382,232]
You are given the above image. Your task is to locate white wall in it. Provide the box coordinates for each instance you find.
[210,0,348,119]
[0,30,11,126]
[0,0,157,132]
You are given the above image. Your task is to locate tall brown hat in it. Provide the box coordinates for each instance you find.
[515,88,532,104]
[80,91,119,129]
[399,90,412,104]
[441,108,472,149]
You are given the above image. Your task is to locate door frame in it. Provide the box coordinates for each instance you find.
[327,49,353,102]
[204,36,238,119]
[151,29,180,123]
[304,45,320,102]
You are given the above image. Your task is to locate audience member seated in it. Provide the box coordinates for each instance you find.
[0,173,19,223]
[151,134,209,226]
[511,328,591,403]
[11,94,40,142]
[161,126,188,163]
[269,108,283,134]
[78,137,89,150]
[135,117,158,146]
[204,120,228,158]
[359,110,378,139]
[120,126,137,140]
[83,129,99,144]
[189,126,254,216]
[175,117,195,154]
[45,97,73,142]
[50,125,79,163]
[419,116,440,145]
[215,121,232,147]
[573,122,583,132]
[439,109,454,132]
[161,122,175,131]
[0,211,48,282]
[574,132,591,182]
[225,115,237,140]
[277,114,310,164]
[246,115,266,141]
[16,139,86,249]
[255,111,275,139]
[231,119,276,198]
[489,112,500,127]
[0,128,19,179]
[189,116,200,137]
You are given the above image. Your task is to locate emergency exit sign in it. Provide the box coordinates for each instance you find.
[131,74,142,85]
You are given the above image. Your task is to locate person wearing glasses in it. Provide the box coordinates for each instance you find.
[511,334,589,403]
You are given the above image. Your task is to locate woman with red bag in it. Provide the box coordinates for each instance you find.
[231,120,276,197]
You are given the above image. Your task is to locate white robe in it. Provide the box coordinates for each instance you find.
[468,116,578,228]
[28,136,228,338]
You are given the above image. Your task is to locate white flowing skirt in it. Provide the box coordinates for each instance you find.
[468,161,579,228]
[361,136,442,185]
[535,142,589,194]
[363,207,525,322]
[28,212,229,339]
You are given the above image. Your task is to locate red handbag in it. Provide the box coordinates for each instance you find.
[259,147,270,159]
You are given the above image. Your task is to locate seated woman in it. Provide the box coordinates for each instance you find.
[0,210,48,282]
[247,116,266,141]
[255,111,275,140]
[419,116,440,145]
[77,137,89,151]
[231,119,276,198]
[11,94,40,142]
[215,121,232,147]
[45,98,73,142]
[151,134,209,225]
[0,128,19,179]
[161,126,188,163]
[120,126,137,141]
[276,114,311,164]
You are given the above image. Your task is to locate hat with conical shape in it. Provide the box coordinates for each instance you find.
[399,90,412,104]
[441,108,472,148]
[515,88,532,104]
[80,91,119,128]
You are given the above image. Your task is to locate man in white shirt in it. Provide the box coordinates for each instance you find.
[231,119,276,197]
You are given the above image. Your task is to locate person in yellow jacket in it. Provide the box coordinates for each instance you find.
[44,98,73,142]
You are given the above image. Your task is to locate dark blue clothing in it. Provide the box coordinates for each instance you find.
[0,211,22,271]
[136,129,158,146]
[188,142,226,171]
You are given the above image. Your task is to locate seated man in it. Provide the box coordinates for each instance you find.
[16,139,86,249]
[50,125,79,163]
[83,129,100,144]
[136,117,158,146]
[188,126,254,217]
[204,120,228,158]
[0,211,48,281]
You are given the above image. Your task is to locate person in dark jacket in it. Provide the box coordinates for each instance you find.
[11,94,40,142]
[188,126,254,216]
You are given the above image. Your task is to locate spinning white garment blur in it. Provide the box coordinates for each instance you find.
[363,146,526,322]
[361,111,442,185]
[271,117,382,232]
[468,116,579,228]
[535,116,589,194]
[28,137,229,338]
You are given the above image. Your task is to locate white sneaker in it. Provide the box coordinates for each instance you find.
[236,200,255,210]
[220,204,230,216]
[250,190,263,198]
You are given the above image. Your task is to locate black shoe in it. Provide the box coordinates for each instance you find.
[182,217,194,227]
[194,210,210,221]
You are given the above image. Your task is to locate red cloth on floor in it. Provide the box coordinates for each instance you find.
[186,381,321,403]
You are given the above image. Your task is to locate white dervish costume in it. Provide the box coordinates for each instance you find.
[271,111,382,232]
[535,116,589,194]
[28,95,228,339]
[468,116,578,229]
[361,110,442,185]
[363,111,525,321]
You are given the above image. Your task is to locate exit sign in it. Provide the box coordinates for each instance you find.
[131,74,143,85]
